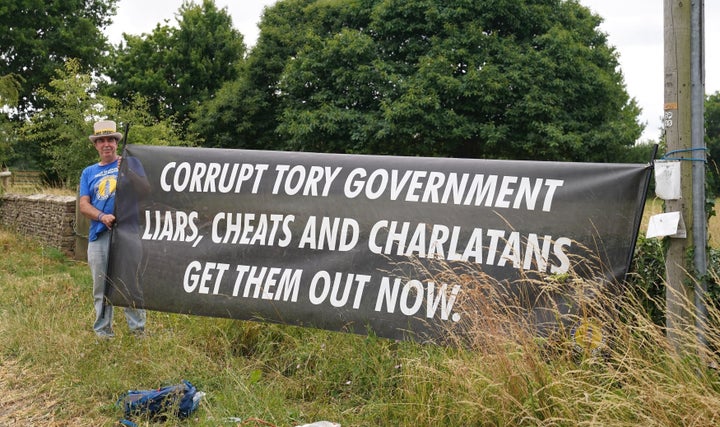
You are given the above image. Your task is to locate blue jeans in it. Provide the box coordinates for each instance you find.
[87,232,146,336]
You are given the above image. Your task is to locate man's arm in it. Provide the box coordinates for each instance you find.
[79,195,115,228]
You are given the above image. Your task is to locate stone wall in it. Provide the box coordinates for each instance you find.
[0,194,78,258]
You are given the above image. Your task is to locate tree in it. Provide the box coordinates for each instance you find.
[19,60,113,183]
[192,0,366,150]
[187,0,372,153]
[104,0,245,137]
[0,74,21,107]
[0,0,117,116]
[0,74,22,167]
[20,60,187,186]
[195,0,643,162]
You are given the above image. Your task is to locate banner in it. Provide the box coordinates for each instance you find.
[107,145,651,342]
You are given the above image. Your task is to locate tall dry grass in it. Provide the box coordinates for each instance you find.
[3,219,720,425]
[378,245,720,426]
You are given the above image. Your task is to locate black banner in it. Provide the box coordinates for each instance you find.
[107,145,651,342]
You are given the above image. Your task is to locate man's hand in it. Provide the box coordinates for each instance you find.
[99,213,116,229]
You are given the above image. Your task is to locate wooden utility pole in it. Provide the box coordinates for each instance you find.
[664,0,706,349]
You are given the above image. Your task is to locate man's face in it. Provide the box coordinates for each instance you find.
[94,137,118,160]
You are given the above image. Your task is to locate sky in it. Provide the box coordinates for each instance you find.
[107,0,719,143]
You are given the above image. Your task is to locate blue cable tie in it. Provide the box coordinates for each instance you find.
[660,147,707,162]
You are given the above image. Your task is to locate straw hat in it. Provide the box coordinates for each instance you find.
[89,120,123,143]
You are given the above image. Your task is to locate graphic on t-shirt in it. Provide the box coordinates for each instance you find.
[97,176,117,200]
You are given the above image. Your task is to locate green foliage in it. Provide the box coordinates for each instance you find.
[103,0,245,137]
[192,0,318,150]
[189,67,266,149]
[277,27,384,153]
[709,248,720,300]
[196,0,642,161]
[0,74,23,167]
[104,25,176,118]
[0,73,21,107]
[19,59,111,184]
[19,60,189,186]
[0,0,117,115]
[628,233,720,327]
[627,235,667,325]
[116,95,196,147]
[0,127,12,168]
[615,141,658,164]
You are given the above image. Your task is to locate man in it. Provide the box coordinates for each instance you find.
[79,120,146,338]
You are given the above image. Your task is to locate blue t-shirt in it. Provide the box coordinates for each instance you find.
[79,160,119,241]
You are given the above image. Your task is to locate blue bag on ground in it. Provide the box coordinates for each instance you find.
[117,379,202,421]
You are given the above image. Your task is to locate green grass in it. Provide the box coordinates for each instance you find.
[3,228,720,426]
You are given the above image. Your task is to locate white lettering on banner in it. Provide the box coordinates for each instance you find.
[343,168,563,211]
[298,216,359,251]
[142,210,201,246]
[368,220,571,273]
[182,262,303,301]
[374,277,461,321]
[155,161,564,211]
[178,262,463,321]
[159,162,269,193]
[308,271,371,308]
[211,212,294,247]
[272,165,342,197]
[113,145,654,344]
[233,265,302,301]
[183,261,230,294]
